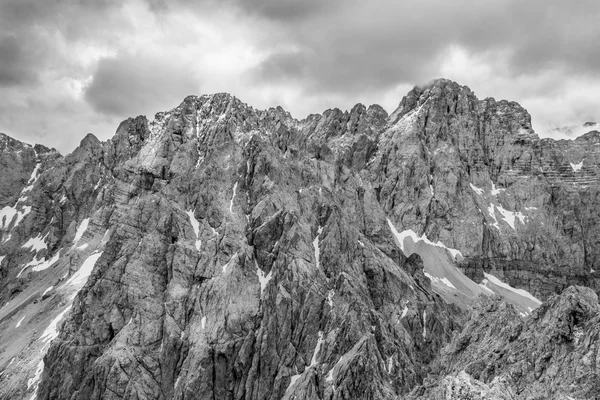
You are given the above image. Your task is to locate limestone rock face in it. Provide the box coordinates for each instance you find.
[413,286,600,399]
[0,79,598,399]
[369,79,600,300]
[0,133,37,208]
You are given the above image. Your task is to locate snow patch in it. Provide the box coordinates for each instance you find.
[483,272,542,305]
[26,163,41,185]
[0,204,31,230]
[439,277,456,289]
[22,233,49,252]
[32,251,60,272]
[310,331,324,367]
[487,204,500,230]
[66,252,103,287]
[470,183,484,195]
[255,259,272,296]
[229,182,238,214]
[570,160,584,172]
[387,219,462,259]
[327,290,334,308]
[27,360,44,390]
[201,316,206,330]
[16,316,25,328]
[16,251,60,277]
[326,368,334,383]
[42,286,54,297]
[401,305,409,319]
[186,210,202,251]
[422,311,427,338]
[73,218,89,243]
[195,154,204,169]
[495,204,526,230]
[286,374,302,394]
[40,306,72,343]
[424,271,457,289]
[0,206,17,229]
[390,102,425,131]
[491,182,506,196]
[16,263,31,278]
[19,163,40,201]
[313,226,323,268]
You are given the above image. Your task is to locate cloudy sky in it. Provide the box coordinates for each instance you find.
[1,0,599,153]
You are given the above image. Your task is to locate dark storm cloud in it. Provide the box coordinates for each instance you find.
[84,52,201,117]
[0,35,37,86]
[254,45,434,95]
[0,0,129,49]
[241,0,600,96]
[0,0,128,87]
[1,0,600,154]
[0,0,122,30]
[148,0,338,21]
[247,0,336,21]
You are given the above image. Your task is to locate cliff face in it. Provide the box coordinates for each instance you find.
[370,80,599,301]
[0,79,598,399]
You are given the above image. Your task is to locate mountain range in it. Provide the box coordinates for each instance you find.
[0,78,599,399]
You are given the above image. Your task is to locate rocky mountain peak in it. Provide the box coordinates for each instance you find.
[388,78,473,122]
[33,143,54,155]
[416,77,475,100]
[79,132,100,148]
[387,78,535,143]
[0,132,33,152]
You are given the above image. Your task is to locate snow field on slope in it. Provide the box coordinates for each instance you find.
[386,219,541,314]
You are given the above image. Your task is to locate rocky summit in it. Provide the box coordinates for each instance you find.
[0,79,599,399]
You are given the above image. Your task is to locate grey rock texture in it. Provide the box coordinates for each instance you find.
[368,79,600,300]
[0,132,37,208]
[0,79,598,399]
[36,94,461,400]
[412,286,600,399]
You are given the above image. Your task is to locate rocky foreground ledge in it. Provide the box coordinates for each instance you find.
[412,286,600,399]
